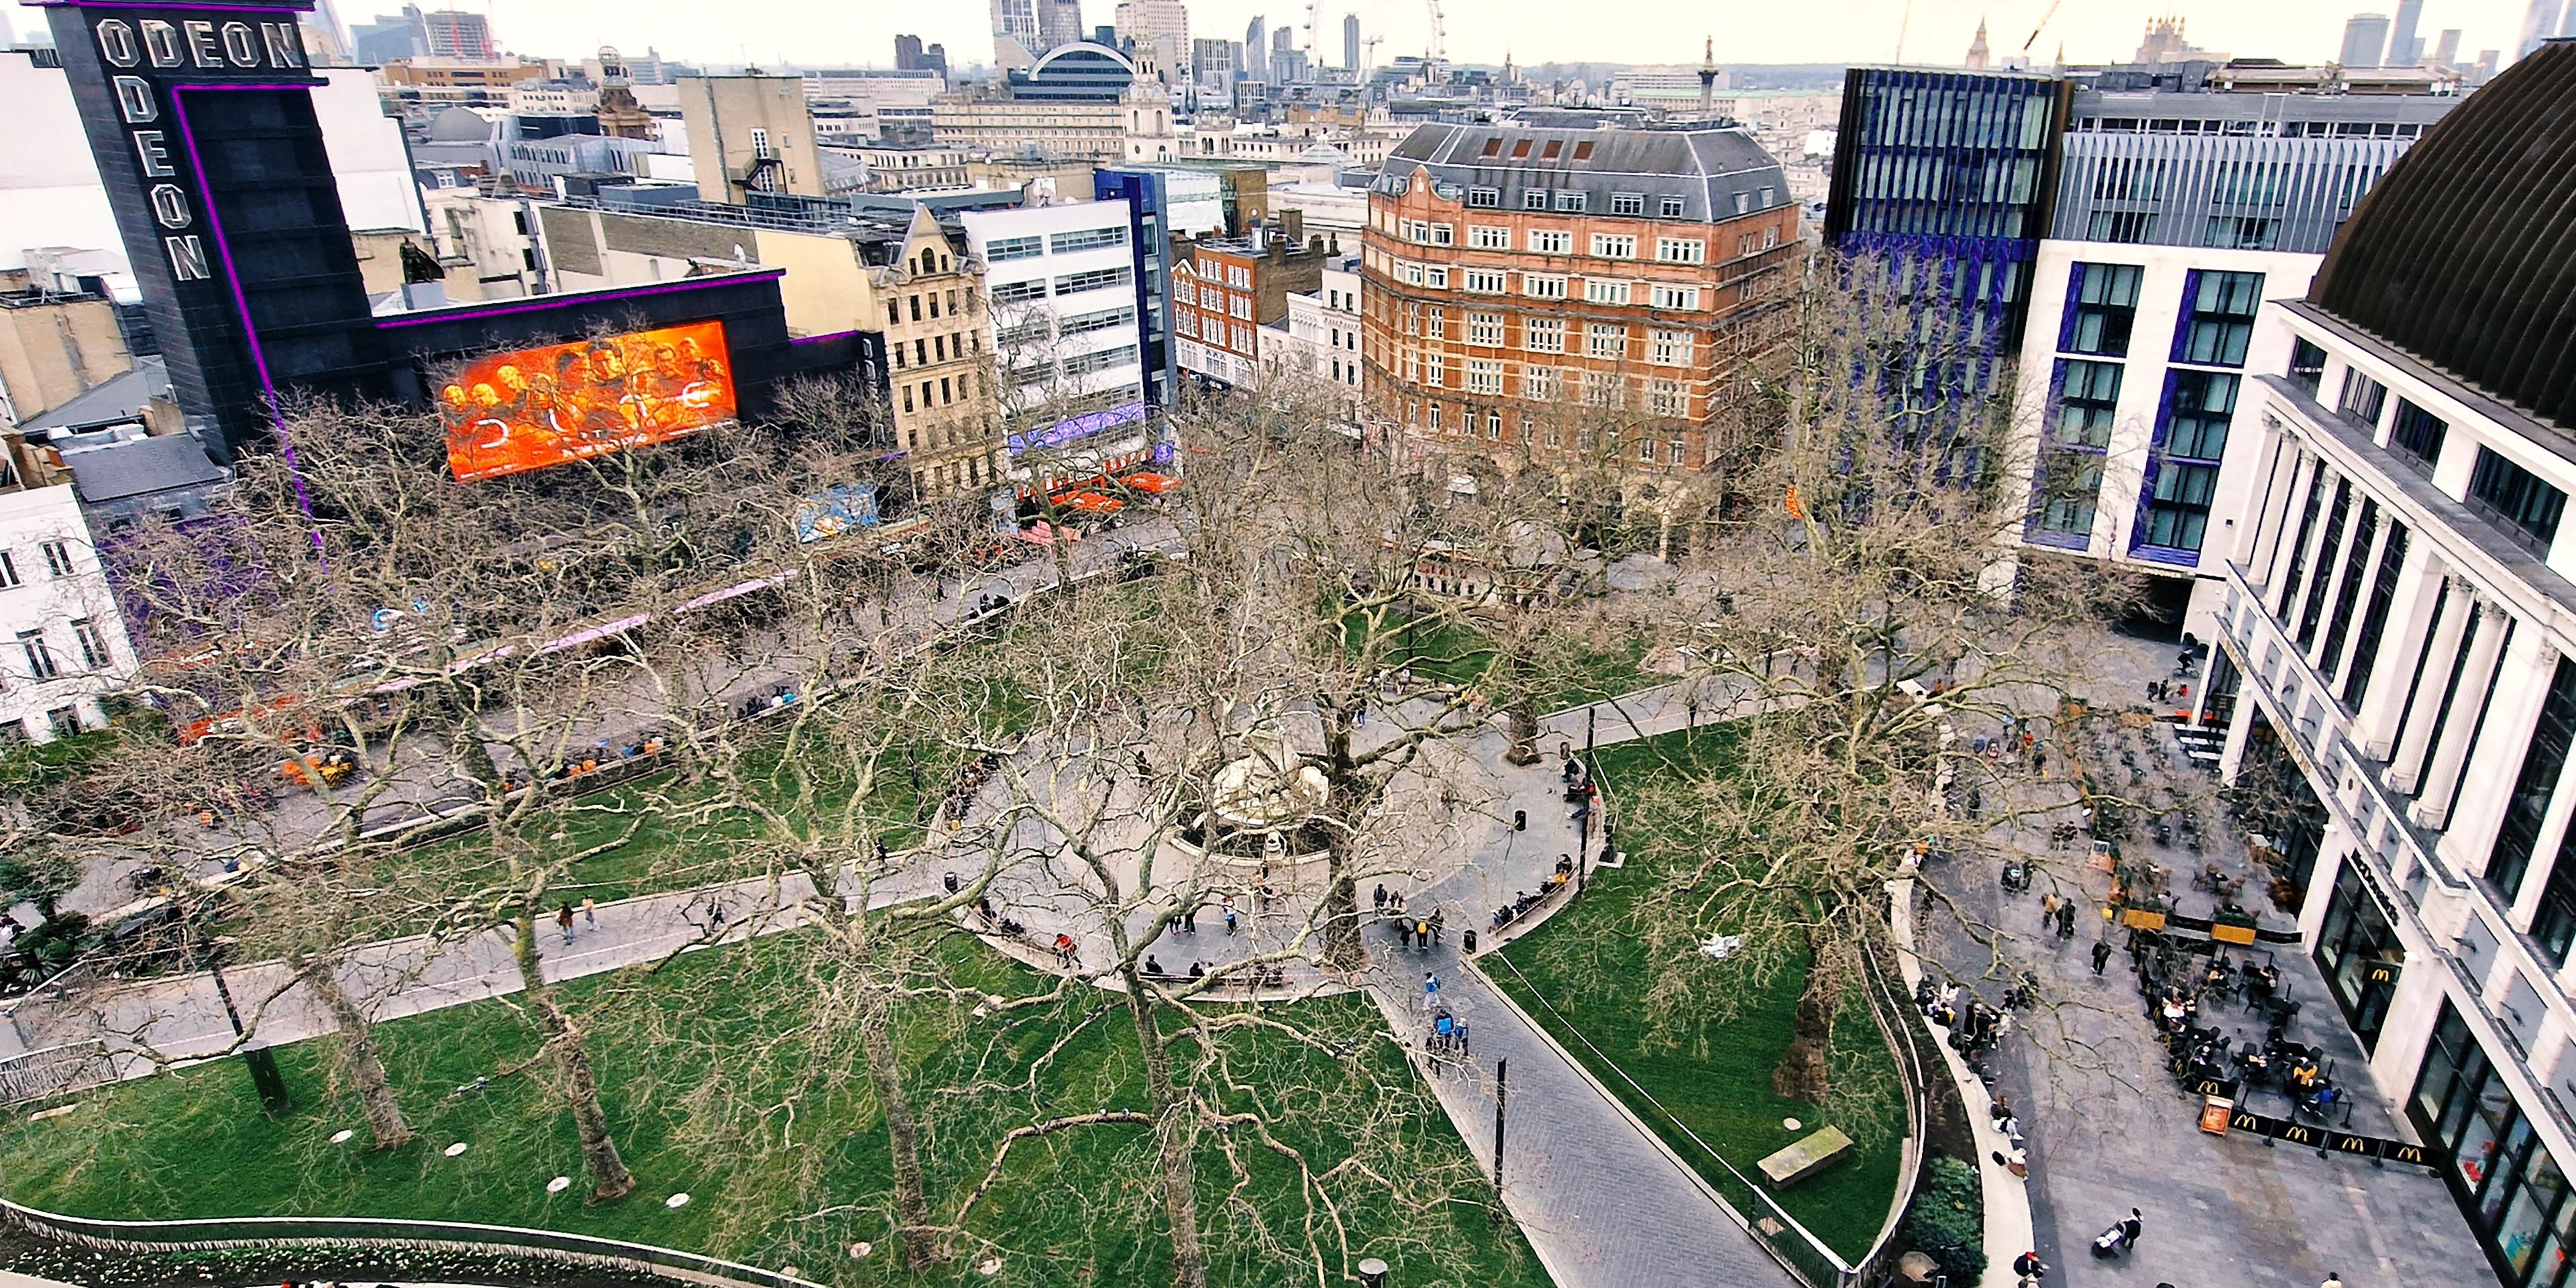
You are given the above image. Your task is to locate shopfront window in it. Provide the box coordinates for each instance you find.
[2413,1000,2576,1287]
[2313,863,2400,1051]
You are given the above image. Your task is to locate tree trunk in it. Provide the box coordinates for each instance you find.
[1119,971,1208,1288]
[1501,645,1541,765]
[1771,933,1839,1103]
[302,956,411,1150]
[859,991,938,1269]
[1505,696,1540,765]
[511,916,637,1201]
[1317,857,1365,971]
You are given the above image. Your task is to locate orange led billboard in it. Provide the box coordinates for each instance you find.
[438,321,738,483]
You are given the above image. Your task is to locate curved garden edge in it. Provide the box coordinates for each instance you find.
[1464,946,1927,1288]
[1884,874,2035,1273]
[0,1199,822,1288]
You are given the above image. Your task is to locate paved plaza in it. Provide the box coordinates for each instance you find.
[1923,627,2487,1288]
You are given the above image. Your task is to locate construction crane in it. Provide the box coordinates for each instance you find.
[2022,0,2063,54]
[1362,33,1383,70]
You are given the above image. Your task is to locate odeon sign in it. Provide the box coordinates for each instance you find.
[65,5,313,286]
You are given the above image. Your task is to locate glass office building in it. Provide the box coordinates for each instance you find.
[1824,68,2071,360]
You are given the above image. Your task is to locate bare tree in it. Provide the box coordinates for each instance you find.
[1554,250,2142,1100]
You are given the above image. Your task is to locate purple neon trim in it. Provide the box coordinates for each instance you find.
[28,1,308,10]
[373,270,788,329]
[174,81,323,91]
[790,328,867,346]
[171,85,323,554]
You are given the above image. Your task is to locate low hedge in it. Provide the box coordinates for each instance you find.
[1902,1154,1986,1283]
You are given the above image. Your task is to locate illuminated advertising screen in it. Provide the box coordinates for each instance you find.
[438,321,738,482]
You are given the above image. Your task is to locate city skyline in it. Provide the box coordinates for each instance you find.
[2,0,2542,70]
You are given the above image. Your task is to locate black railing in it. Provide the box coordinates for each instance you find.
[0,1199,825,1288]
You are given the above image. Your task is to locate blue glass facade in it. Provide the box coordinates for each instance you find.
[2127,269,2264,565]
[1093,168,1175,407]
[1825,68,2070,418]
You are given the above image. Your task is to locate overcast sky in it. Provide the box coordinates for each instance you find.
[6,0,2547,73]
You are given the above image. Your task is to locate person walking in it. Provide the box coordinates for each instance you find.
[2041,892,2061,930]
[1430,908,1444,945]
[2058,900,2078,939]
[1225,906,1240,936]
[581,896,598,930]
[1373,883,1389,913]
[1423,972,1440,1010]
[2092,939,2114,975]
[557,902,577,944]
[1454,1017,1470,1056]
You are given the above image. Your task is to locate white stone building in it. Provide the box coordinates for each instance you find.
[1259,254,1362,428]
[0,481,135,745]
[2198,44,2576,1288]
[959,199,1159,492]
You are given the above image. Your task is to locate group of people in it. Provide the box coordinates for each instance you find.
[1428,1008,1471,1058]
[1165,893,1244,936]
[943,750,1004,822]
[1916,975,2015,1062]
[2033,891,2082,941]
[731,686,799,723]
[1491,856,1579,932]
[2131,934,2347,1118]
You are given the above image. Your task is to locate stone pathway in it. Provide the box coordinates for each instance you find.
[3,672,1807,1288]
[1346,684,1794,1288]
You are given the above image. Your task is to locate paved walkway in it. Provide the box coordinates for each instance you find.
[5,670,1805,1288]
[1346,684,1792,1288]
[1921,628,2483,1288]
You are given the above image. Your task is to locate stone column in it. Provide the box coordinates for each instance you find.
[2387,580,2472,796]
[2411,602,2510,830]
[2353,544,2446,761]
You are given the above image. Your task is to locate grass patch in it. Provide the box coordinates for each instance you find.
[0,932,1540,1288]
[1368,613,1655,712]
[1490,728,1906,1265]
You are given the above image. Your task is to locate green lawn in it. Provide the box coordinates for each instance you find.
[1370,612,1656,712]
[0,932,1541,1288]
[1490,729,1906,1267]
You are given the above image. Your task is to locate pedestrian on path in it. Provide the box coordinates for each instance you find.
[557,902,576,945]
[1424,971,1440,1009]
[2057,900,2078,939]
[581,896,597,929]
[2092,940,2114,975]
[1225,907,1240,936]
[2320,1275,2344,1288]
[1431,908,1444,945]
[1374,883,1389,912]
[1454,1017,1470,1057]
[2041,892,2061,930]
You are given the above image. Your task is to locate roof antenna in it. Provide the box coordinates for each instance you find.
[1894,0,1912,64]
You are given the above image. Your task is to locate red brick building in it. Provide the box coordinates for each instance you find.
[1360,124,1800,476]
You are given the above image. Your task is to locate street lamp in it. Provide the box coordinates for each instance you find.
[194,922,290,1118]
